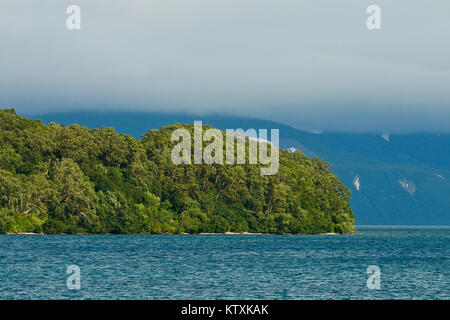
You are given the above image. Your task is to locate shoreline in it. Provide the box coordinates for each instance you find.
[3,231,341,236]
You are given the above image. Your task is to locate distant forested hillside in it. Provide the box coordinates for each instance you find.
[32,111,450,225]
[0,109,355,234]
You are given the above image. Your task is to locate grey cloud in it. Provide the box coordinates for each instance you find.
[0,0,449,132]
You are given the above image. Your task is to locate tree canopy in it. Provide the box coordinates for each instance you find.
[0,109,355,234]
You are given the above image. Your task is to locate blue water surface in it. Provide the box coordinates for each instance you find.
[0,226,448,299]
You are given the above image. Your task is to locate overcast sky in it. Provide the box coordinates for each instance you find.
[0,0,449,132]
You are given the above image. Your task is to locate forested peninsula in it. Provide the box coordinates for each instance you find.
[0,109,355,234]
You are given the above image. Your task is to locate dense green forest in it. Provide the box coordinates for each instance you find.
[0,109,355,234]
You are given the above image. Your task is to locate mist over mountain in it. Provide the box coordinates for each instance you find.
[31,111,450,226]
[3,2,450,133]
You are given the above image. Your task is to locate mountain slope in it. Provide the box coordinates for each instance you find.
[30,111,450,226]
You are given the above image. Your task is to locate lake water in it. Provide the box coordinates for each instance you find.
[0,226,448,300]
